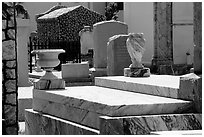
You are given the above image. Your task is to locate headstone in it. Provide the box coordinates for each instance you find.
[107,34,131,76]
[79,26,94,55]
[62,62,89,79]
[93,20,128,69]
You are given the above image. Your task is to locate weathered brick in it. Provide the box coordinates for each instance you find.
[7,29,15,39]
[2,40,16,60]
[8,19,14,27]
[6,69,16,79]
[2,20,7,29]
[2,31,6,40]
[4,105,17,123]
[5,126,18,135]
[6,93,16,105]
[6,60,16,68]
[5,80,16,93]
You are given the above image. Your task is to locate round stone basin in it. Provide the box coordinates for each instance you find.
[32,49,65,68]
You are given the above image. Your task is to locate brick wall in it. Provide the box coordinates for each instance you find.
[2,3,18,135]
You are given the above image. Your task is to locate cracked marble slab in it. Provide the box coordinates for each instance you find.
[33,86,193,129]
[25,109,99,135]
[95,75,181,98]
[99,113,202,135]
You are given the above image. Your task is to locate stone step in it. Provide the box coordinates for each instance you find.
[99,113,202,135]
[33,86,194,129]
[95,75,181,98]
[25,109,99,135]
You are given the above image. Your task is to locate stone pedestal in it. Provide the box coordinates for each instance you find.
[124,67,150,77]
[34,78,65,90]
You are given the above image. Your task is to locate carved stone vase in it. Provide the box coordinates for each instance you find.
[124,33,150,77]
[32,49,65,90]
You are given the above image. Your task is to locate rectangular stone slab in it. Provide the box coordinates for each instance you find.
[95,75,181,98]
[151,130,202,135]
[25,109,99,135]
[99,113,202,135]
[33,86,193,129]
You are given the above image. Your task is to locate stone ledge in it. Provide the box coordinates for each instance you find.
[33,86,193,129]
[95,75,180,98]
[25,109,99,135]
[99,113,202,135]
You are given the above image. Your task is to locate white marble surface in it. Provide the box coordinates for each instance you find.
[151,130,202,135]
[33,86,193,129]
[99,114,202,135]
[25,109,99,135]
[95,75,180,98]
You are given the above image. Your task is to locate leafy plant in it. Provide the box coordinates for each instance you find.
[105,2,119,20]
[2,2,29,19]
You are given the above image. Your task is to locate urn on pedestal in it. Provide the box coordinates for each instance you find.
[32,49,65,90]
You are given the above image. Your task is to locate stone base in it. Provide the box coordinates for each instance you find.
[34,79,65,90]
[99,114,202,135]
[25,109,99,135]
[62,62,89,79]
[18,86,33,121]
[89,68,107,77]
[124,67,150,77]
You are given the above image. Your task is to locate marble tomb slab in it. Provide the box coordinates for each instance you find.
[95,75,181,98]
[25,109,99,135]
[151,130,202,135]
[99,113,202,135]
[33,86,193,129]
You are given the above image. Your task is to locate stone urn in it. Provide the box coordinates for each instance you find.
[32,49,65,90]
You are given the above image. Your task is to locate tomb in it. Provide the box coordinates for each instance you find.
[25,73,201,135]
